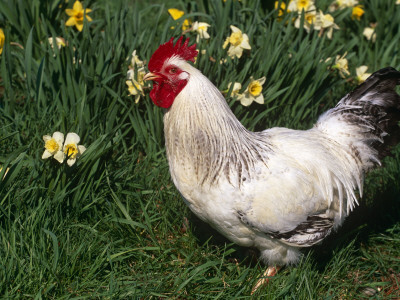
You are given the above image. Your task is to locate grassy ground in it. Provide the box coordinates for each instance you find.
[0,0,400,298]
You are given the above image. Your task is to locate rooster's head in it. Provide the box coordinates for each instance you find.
[144,37,198,108]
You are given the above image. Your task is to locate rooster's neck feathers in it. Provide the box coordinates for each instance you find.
[164,61,271,186]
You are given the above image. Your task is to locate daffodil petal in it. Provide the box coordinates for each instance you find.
[67,158,76,166]
[53,151,65,163]
[258,76,266,85]
[76,23,84,32]
[73,1,83,11]
[43,135,52,142]
[52,131,64,143]
[230,25,241,33]
[239,95,253,106]
[65,17,77,26]
[254,94,264,105]
[78,145,86,154]
[42,150,53,159]
[65,132,80,145]
[65,9,75,16]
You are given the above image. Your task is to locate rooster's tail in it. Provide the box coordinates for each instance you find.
[317,67,400,166]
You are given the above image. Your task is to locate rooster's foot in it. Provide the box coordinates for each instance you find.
[251,265,281,295]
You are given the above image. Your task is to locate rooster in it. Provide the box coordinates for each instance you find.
[143,37,400,292]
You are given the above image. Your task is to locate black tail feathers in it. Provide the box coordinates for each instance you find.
[338,67,400,158]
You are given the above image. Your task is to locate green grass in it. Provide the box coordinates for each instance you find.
[0,0,400,298]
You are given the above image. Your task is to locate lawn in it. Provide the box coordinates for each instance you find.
[0,0,400,298]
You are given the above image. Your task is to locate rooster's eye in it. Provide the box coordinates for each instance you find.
[169,68,177,74]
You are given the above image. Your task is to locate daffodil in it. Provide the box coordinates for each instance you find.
[223,25,251,59]
[126,67,146,103]
[48,37,66,49]
[227,82,242,97]
[332,53,350,78]
[313,10,339,39]
[42,132,65,163]
[126,50,147,103]
[275,1,289,19]
[237,76,266,106]
[65,1,92,32]
[363,27,376,42]
[0,28,5,55]
[288,0,315,12]
[192,21,211,43]
[352,5,364,20]
[355,65,371,83]
[397,0,400,4]
[129,50,144,69]
[294,10,316,32]
[168,8,191,31]
[336,0,358,8]
[63,132,86,166]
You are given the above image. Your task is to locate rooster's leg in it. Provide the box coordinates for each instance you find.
[251,266,281,295]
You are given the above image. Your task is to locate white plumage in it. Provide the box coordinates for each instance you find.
[160,57,400,266]
[144,39,400,268]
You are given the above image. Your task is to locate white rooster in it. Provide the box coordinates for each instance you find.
[143,37,400,291]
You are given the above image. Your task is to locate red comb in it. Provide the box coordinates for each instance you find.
[148,37,198,71]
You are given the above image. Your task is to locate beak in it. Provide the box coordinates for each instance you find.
[143,72,160,81]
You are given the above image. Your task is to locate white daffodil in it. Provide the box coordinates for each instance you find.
[48,37,66,50]
[336,0,358,8]
[237,76,266,106]
[363,27,376,42]
[192,21,211,42]
[288,0,315,12]
[223,25,251,59]
[227,82,242,97]
[42,132,65,163]
[63,132,86,166]
[126,67,146,103]
[313,10,339,39]
[129,50,144,69]
[294,10,316,32]
[355,65,371,83]
[333,53,350,78]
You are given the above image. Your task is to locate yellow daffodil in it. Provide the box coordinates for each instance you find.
[223,25,251,59]
[168,8,191,31]
[313,10,339,39]
[237,76,266,106]
[333,53,350,78]
[352,5,364,20]
[397,0,400,4]
[355,66,371,83]
[42,132,65,163]
[227,82,242,97]
[275,1,289,18]
[65,1,92,32]
[63,132,86,166]
[288,0,315,12]
[192,21,211,43]
[0,28,5,55]
[363,27,376,42]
